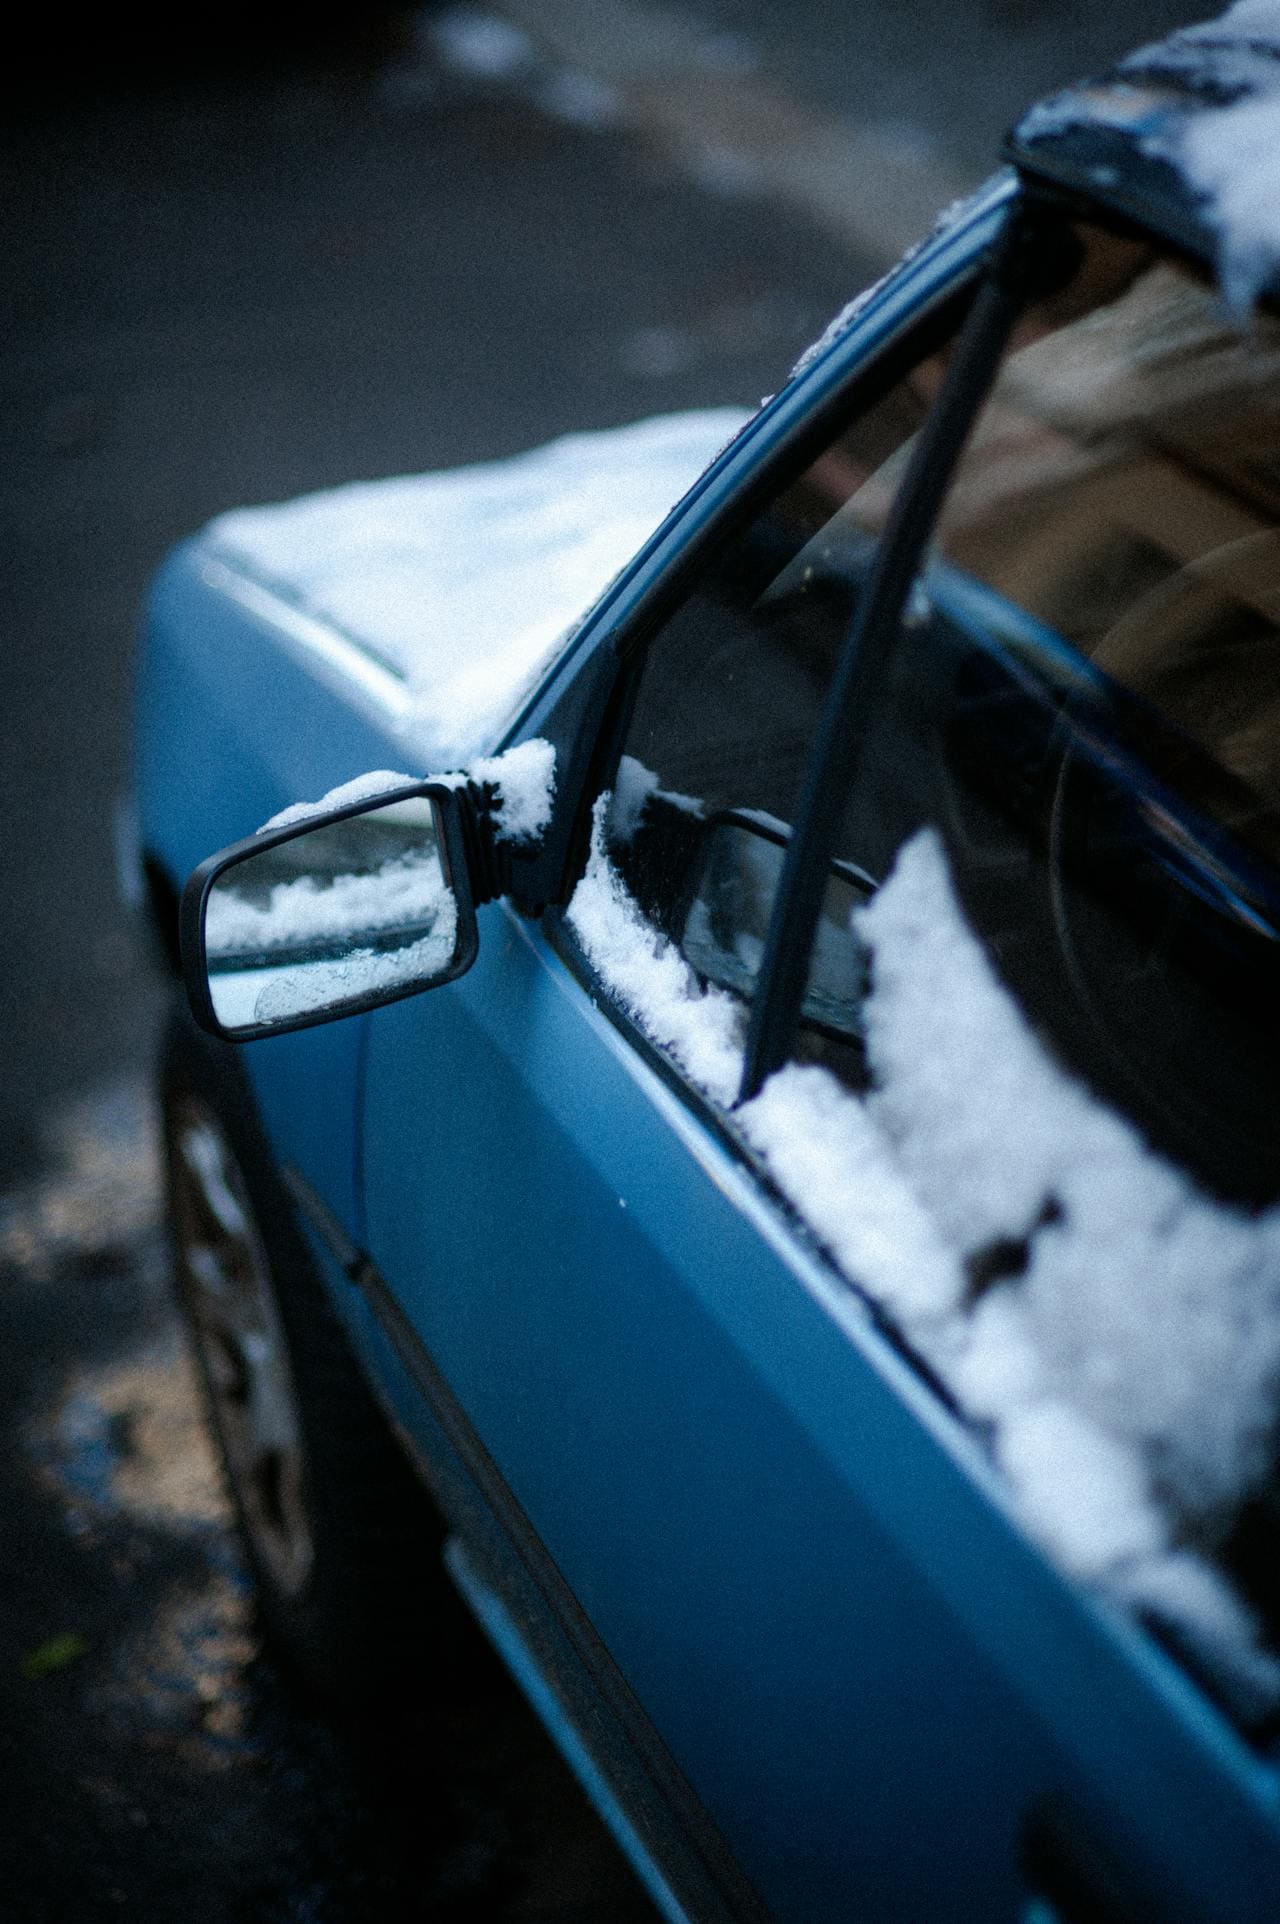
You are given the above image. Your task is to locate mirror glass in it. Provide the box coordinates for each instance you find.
[680,815,869,1039]
[204,795,461,1034]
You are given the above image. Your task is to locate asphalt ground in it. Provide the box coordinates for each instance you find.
[0,4,1202,1917]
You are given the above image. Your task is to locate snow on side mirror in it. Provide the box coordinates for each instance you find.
[180,782,480,1041]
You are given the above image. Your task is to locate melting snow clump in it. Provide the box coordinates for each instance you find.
[609,755,700,847]
[1176,88,1280,311]
[469,737,556,843]
[568,797,745,1107]
[1125,1,1280,312]
[256,740,556,846]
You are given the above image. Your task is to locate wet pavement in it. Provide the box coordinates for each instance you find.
[0,1076,662,1919]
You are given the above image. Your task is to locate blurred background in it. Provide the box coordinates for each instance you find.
[0,4,1196,1916]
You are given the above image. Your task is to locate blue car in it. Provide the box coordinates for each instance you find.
[133,16,1280,1920]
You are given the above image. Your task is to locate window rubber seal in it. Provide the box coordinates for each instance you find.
[740,200,1063,1101]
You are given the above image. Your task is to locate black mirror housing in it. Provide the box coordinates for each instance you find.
[180,781,481,1042]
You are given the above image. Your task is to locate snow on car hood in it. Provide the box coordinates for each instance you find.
[202,410,749,767]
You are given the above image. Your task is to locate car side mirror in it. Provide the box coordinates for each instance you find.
[680,809,872,1042]
[180,782,480,1041]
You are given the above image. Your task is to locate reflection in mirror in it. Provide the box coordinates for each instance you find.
[203,795,460,1035]
[680,811,871,1040]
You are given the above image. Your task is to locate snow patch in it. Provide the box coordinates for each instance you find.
[1107,1551,1280,1719]
[1127,2,1280,311]
[739,1066,963,1326]
[469,736,556,843]
[206,411,750,766]
[609,755,662,848]
[859,831,1280,1537]
[1177,88,1280,310]
[575,808,1280,1709]
[261,770,416,834]
[1021,3,1280,313]
[567,796,744,1106]
[995,1401,1168,1578]
[608,754,700,848]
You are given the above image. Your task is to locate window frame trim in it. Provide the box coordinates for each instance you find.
[740,198,1055,1097]
[538,225,1006,1090]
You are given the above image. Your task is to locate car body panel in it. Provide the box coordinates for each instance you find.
[133,128,1280,1921]
[359,899,1280,1923]
[361,907,1036,1922]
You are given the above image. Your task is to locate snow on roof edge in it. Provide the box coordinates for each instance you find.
[1017,2,1280,314]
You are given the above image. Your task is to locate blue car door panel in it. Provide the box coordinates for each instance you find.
[358,903,1279,1923]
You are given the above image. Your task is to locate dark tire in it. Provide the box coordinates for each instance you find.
[159,996,471,1710]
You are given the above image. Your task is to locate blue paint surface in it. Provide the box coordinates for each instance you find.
[135,189,1280,1918]
[357,905,1280,1921]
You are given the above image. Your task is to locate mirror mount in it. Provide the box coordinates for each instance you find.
[181,779,489,1042]
[456,775,514,907]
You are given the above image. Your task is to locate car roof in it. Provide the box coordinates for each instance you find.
[1005,8,1280,303]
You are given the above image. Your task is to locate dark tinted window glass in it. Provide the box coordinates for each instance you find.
[824,231,1280,1205]
[807,230,1280,1694]
[941,232,1280,858]
[602,341,954,1079]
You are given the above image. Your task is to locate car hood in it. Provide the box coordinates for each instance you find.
[198,409,749,767]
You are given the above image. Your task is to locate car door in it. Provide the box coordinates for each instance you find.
[357,202,1280,1922]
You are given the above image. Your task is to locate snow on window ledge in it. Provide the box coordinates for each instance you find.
[567,795,745,1108]
[572,805,1280,1717]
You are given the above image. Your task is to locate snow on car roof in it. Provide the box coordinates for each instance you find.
[1012,1,1280,312]
[203,410,749,768]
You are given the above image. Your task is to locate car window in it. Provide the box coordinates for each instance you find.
[583,328,958,1093]
[565,219,1280,1717]
[819,223,1280,1205]
[939,234,1280,857]
[773,223,1280,1713]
